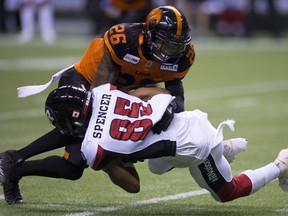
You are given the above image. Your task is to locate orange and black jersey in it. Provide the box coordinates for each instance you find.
[110,0,148,11]
[74,23,195,91]
[105,23,195,90]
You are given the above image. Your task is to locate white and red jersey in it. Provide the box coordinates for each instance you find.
[81,83,175,170]
[81,84,234,171]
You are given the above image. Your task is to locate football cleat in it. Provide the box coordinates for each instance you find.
[3,180,23,205]
[0,151,19,184]
[275,149,288,192]
[223,138,248,163]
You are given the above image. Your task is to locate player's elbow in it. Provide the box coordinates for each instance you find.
[125,182,140,193]
[115,179,140,193]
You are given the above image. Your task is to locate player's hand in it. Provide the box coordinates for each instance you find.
[152,99,177,134]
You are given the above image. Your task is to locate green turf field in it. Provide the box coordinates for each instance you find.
[0,34,288,215]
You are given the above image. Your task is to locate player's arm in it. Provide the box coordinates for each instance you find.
[89,46,119,91]
[102,159,140,193]
[165,79,184,113]
[142,80,183,134]
[129,87,170,101]
[130,86,178,134]
[127,81,183,134]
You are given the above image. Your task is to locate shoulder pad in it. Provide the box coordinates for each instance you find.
[104,23,145,60]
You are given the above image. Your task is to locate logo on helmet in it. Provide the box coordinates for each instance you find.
[45,108,55,124]
[72,110,80,118]
[146,8,162,29]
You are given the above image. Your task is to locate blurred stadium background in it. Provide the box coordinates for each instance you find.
[1,0,288,38]
[1,0,288,215]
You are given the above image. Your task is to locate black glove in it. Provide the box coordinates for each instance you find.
[152,99,177,134]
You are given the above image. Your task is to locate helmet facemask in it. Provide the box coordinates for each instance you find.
[145,6,192,64]
[147,29,191,63]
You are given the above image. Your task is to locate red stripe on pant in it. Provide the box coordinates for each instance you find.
[217,173,252,202]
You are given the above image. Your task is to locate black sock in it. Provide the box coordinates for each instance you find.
[13,156,84,181]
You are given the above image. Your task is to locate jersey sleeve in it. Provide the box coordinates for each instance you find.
[74,38,105,84]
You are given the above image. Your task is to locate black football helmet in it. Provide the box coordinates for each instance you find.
[145,5,191,63]
[45,86,91,137]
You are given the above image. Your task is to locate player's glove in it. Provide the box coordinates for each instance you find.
[152,99,177,134]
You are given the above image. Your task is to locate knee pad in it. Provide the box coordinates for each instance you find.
[61,159,84,180]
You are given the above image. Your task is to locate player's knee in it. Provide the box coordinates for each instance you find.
[67,167,84,180]
[61,159,84,180]
[114,177,140,193]
[65,165,84,180]
[41,156,84,180]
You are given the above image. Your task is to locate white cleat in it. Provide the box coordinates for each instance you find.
[223,138,248,163]
[275,149,288,192]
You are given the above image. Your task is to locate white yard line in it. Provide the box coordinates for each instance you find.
[1,188,287,214]
[185,79,288,101]
[65,189,209,216]
[1,79,287,122]
[0,57,79,71]
[0,109,43,121]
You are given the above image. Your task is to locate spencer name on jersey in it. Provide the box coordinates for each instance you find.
[93,93,112,139]
[82,84,175,170]
[104,23,195,90]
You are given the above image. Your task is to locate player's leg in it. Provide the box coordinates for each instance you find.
[36,0,56,44]
[18,0,35,43]
[189,143,284,202]
[2,143,86,205]
[0,130,83,183]
[57,66,90,89]
[14,141,86,180]
[2,156,85,205]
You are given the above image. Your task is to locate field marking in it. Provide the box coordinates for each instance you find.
[1,36,288,51]
[1,79,287,122]
[65,189,209,216]
[0,57,79,71]
[0,109,43,121]
[185,79,288,101]
[274,209,288,212]
[194,39,288,52]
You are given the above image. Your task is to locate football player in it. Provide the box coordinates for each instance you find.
[0,5,195,204]
[46,84,288,202]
